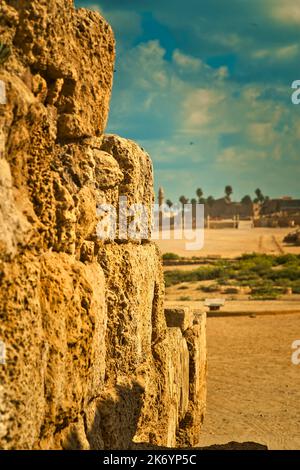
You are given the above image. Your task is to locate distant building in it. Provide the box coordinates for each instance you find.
[261,198,300,215]
[206,197,254,219]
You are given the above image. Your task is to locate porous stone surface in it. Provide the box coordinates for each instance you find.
[165,306,194,332]
[0,0,115,140]
[179,312,207,446]
[0,0,206,450]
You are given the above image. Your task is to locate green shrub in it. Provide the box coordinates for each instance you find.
[164,266,226,286]
[162,252,181,261]
[198,284,220,293]
[164,253,300,290]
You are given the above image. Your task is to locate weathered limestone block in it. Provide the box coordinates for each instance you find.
[94,242,169,448]
[53,139,123,254]
[53,416,90,450]
[100,134,154,239]
[163,306,207,447]
[178,311,207,447]
[56,140,123,193]
[164,306,194,332]
[0,67,53,192]
[0,0,115,139]
[94,243,206,450]
[163,328,190,447]
[0,256,42,449]
[0,159,30,258]
[97,243,164,373]
[0,0,115,251]
[91,379,147,450]
[0,253,107,449]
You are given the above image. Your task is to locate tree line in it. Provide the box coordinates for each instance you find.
[166,187,269,208]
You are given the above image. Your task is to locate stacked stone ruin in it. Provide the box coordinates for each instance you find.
[0,0,206,449]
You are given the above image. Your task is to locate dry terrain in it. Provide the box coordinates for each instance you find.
[156,224,300,258]
[161,225,300,449]
[197,313,300,449]
[165,299,300,316]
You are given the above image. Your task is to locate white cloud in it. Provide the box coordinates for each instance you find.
[252,49,269,59]
[247,122,277,146]
[217,147,267,169]
[182,88,225,131]
[172,49,202,70]
[252,44,299,60]
[119,40,172,93]
[272,0,300,24]
[275,44,299,59]
[104,32,300,200]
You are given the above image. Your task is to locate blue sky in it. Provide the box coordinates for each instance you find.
[76,0,300,203]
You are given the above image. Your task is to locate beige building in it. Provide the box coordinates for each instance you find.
[206,197,255,219]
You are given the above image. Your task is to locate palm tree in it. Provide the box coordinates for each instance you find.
[225,185,233,199]
[196,188,203,203]
[179,195,189,209]
[179,196,189,228]
[255,188,262,199]
[255,188,265,203]
[166,199,173,208]
[179,197,189,222]
[190,198,197,220]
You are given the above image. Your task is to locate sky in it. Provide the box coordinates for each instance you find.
[76,0,300,203]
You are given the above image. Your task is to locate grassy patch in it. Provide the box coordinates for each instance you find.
[162,252,181,260]
[197,284,220,293]
[164,253,300,298]
[164,266,226,287]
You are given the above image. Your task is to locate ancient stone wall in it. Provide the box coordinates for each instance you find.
[0,0,206,449]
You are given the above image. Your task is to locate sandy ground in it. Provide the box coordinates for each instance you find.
[197,313,300,450]
[161,224,300,448]
[156,224,300,258]
[164,264,207,272]
[165,299,300,316]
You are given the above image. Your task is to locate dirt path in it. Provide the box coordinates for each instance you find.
[258,235,264,253]
[197,313,300,449]
[271,235,285,254]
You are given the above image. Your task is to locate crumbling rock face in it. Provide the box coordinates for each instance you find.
[0,0,206,450]
[1,0,114,140]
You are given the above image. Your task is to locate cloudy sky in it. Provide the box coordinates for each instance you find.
[76,0,300,203]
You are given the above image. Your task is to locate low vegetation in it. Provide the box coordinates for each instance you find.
[162,252,181,260]
[164,253,300,299]
[179,296,191,301]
